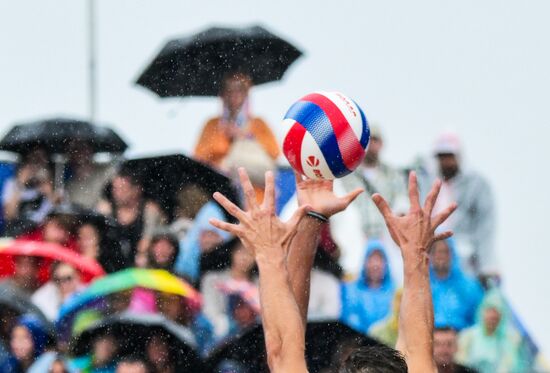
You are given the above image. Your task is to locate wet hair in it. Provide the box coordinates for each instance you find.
[339,344,408,373]
[219,71,253,94]
[149,231,180,269]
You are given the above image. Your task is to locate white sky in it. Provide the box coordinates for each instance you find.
[1,0,549,354]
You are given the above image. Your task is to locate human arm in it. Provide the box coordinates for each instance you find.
[287,172,362,325]
[209,168,309,373]
[372,172,456,373]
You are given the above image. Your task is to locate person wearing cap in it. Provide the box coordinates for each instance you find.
[331,125,409,279]
[425,131,497,279]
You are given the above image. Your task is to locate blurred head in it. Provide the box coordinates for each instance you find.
[339,344,407,373]
[111,171,142,206]
[230,296,258,328]
[365,249,386,287]
[220,72,252,114]
[43,215,73,245]
[10,325,34,362]
[49,359,69,373]
[157,293,192,325]
[51,262,80,297]
[146,334,171,369]
[116,356,150,373]
[433,327,459,369]
[108,290,132,313]
[92,334,118,367]
[483,307,501,335]
[230,242,255,276]
[199,230,224,253]
[149,233,179,270]
[13,256,40,291]
[77,223,101,258]
[364,126,383,164]
[430,240,452,278]
[67,140,94,166]
[22,147,49,168]
[433,132,461,180]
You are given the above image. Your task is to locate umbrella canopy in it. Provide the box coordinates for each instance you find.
[136,25,303,97]
[121,153,239,219]
[71,312,204,372]
[0,118,128,154]
[205,320,381,373]
[57,268,201,322]
[0,239,105,281]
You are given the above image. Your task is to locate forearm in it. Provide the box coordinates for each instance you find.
[397,248,436,372]
[287,216,323,325]
[257,255,307,373]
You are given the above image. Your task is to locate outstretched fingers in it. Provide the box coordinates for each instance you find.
[408,171,421,211]
[209,218,240,236]
[262,171,275,212]
[431,202,458,229]
[372,193,393,220]
[238,167,257,211]
[432,230,454,244]
[341,188,364,207]
[213,191,247,222]
[424,179,442,214]
[285,205,311,241]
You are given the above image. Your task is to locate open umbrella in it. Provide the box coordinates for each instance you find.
[57,268,201,323]
[205,320,381,373]
[0,118,128,155]
[121,153,239,219]
[136,25,303,97]
[71,312,204,372]
[0,239,105,282]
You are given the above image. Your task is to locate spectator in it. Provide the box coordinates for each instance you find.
[369,288,402,347]
[156,293,214,356]
[430,238,484,331]
[223,289,260,338]
[145,334,175,373]
[331,125,408,277]
[70,332,118,373]
[64,141,118,209]
[3,157,57,237]
[423,131,496,277]
[0,314,49,373]
[341,240,395,333]
[28,352,73,373]
[194,72,279,202]
[115,356,150,373]
[0,256,41,295]
[456,289,527,373]
[32,262,83,321]
[76,219,125,273]
[97,169,165,268]
[434,327,478,373]
[169,185,209,240]
[174,201,230,283]
[201,239,256,339]
[146,231,179,271]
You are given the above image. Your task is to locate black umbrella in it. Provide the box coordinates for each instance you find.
[0,284,55,341]
[0,118,128,154]
[121,154,239,220]
[71,312,204,372]
[136,25,303,97]
[205,320,381,373]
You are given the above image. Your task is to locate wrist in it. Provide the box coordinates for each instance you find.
[256,253,286,271]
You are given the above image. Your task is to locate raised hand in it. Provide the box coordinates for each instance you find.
[294,171,363,217]
[210,168,309,261]
[372,171,457,259]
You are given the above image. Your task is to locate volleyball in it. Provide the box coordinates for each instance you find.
[282,91,370,180]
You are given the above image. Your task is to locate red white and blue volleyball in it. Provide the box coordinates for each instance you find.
[282,91,370,180]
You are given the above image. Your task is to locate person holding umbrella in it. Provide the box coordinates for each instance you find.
[194,72,279,201]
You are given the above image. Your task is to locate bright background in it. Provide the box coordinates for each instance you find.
[1,0,548,353]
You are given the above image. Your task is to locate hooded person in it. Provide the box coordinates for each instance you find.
[340,240,395,333]
[0,314,49,373]
[174,201,231,283]
[456,289,529,373]
[430,237,484,331]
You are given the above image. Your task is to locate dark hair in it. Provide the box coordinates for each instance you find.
[148,231,180,269]
[339,344,408,373]
[115,166,142,187]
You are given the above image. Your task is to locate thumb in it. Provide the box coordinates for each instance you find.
[341,188,364,207]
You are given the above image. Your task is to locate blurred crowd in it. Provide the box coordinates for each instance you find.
[0,72,543,373]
